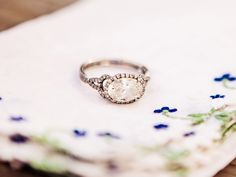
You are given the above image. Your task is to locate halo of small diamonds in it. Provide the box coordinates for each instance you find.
[99,73,147,104]
[80,60,150,104]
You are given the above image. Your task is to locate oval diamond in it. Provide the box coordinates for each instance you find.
[107,78,144,103]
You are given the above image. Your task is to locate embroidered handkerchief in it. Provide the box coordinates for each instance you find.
[0,0,235,177]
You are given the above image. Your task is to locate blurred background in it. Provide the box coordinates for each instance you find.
[0,0,75,31]
[0,0,235,177]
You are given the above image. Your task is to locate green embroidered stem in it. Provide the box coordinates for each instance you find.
[223,79,236,90]
[187,107,222,125]
[161,105,236,140]
[221,121,236,138]
[162,112,189,120]
[188,110,213,125]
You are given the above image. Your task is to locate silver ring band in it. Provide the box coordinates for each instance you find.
[80,59,149,82]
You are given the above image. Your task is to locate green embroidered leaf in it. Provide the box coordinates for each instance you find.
[162,150,190,161]
[230,110,236,116]
[166,162,189,177]
[210,108,217,114]
[188,113,207,125]
[188,113,207,118]
[221,122,236,138]
[140,144,161,153]
[175,168,189,177]
[215,113,231,122]
[189,116,205,125]
[32,135,62,150]
[31,160,66,174]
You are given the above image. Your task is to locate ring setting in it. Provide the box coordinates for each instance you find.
[80,59,150,104]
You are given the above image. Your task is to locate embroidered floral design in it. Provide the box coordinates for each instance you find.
[1,71,236,177]
[154,107,178,113]
[154,107,186,121]
[215,73,236,82]
[97,132,120,139]
[10,116,25,122]
[10,134,29,144]
[141,144,190,177]
[154,123,169,130]
[73,129,87,137]
[214,73,236,90]
[183,131,195,137]
[210,94,225,99]
[158,105,236,139]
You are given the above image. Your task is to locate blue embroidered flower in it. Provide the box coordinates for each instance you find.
[214,73,236,90]
[154,107,178,114]
[153,123,169,130]
[10,116,25,122]
[210,94,225,99]
[97,132,120,139]
[183,131,195,137]
[214,73,236,82]
[10,134,29,143]
[73,129,87,137]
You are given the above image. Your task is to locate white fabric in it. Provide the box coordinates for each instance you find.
[0,0,236,176]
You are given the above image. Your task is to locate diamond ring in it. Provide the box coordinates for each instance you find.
[80,59,150,104]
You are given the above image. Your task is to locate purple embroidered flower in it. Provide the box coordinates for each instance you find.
[210,94,225,99]
[10,116,25,122]
[214,73,236,82]
[73,129,87,137]
[0,97,2,101]
[183,131,195,137]
[154,123,169,130]
[97,132,120,139]
[10,134,29,144]
[154,107,178,114]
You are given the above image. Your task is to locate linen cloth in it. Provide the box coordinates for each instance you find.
[0,0,236,176]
